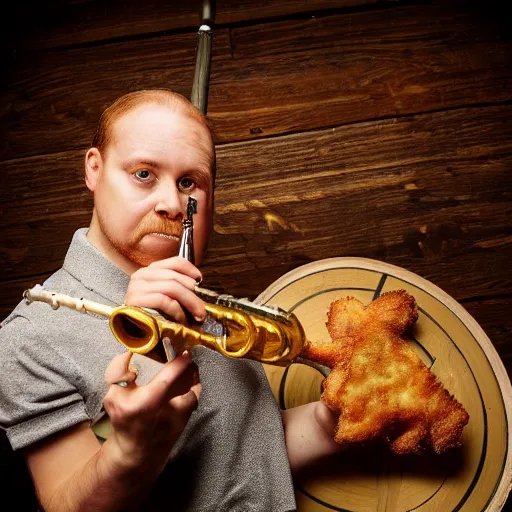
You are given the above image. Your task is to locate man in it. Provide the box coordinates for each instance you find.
[0,89,341,511]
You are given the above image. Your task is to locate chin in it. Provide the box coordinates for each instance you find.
[139,251,177,267]
[119,246,172,268]
[137,237,179,261]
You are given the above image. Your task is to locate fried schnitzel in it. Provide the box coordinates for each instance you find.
[302,290,469,455]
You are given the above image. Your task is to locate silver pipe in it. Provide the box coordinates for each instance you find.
[178,197,197,264]
[191,0,216,114]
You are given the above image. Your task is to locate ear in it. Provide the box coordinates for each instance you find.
[85,148,103,192]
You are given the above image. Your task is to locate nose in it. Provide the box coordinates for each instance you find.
[154,182,184,221]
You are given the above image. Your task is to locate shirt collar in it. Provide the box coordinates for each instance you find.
[62,228,130,306]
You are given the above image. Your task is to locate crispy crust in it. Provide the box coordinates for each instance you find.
[301,290,469,455]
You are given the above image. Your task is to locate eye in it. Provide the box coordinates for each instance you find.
[178,176,195,192]
[134,169,152,181]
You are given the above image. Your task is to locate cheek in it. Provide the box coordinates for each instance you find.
[194,189,211,216]
[102,175,152,220]
[194,194,213,242]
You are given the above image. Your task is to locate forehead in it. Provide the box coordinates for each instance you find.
[109,103,214,167]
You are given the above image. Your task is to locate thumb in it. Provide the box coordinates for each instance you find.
[104,351,134,385]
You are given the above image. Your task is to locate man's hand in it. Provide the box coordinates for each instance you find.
[103,350,201,475]
[120,256,205,473]
[125,256,205,324]
[282,401,345,478]
[24,351,201,512]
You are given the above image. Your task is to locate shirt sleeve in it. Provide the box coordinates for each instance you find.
[0,314,90,450]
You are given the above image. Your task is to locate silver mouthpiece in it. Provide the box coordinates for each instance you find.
[179,197,197,264]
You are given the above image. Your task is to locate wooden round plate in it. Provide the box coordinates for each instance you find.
[256,257,511,512]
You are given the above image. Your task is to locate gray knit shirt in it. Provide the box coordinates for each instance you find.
[0,228,296,511]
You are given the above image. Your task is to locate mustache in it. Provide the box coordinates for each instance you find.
[133,218,183,240]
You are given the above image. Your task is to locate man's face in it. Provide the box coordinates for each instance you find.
[87,103,214,270]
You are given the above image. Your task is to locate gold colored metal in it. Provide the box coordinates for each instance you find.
[23,286,305,365]
[247,314,305,364]
[109,302,258,358]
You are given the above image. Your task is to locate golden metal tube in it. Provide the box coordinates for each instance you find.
[24,288,259,359]
[109,303,259,357]
[23,287,307,365]
[248,314,305,365]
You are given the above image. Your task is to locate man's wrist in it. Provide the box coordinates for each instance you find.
[100,433,158,482]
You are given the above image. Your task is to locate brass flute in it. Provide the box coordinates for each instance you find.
[23,284,306,365]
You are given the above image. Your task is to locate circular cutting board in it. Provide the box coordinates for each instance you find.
[256,257,511,512]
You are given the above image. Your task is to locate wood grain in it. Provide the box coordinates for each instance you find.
[462,297,512,378]
[191,104,512,300]
[3,3,511,160]
[1,30,231,161]
[4,0,399,52]
[208,3,511,142]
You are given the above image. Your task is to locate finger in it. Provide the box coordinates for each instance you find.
[162,357,197,399]
[104,351,136,385]
[169,387,200,415]
[128,294,189,324]
[132,282,206,321]
[133,268,197,290]
[149,257,202,281]
[143,353,197,406]
[190,382,202,401]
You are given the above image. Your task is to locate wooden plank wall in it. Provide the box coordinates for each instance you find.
[1,0,511,507]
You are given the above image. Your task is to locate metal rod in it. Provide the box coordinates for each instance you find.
[191,0,216,114]
[178,196,197,264]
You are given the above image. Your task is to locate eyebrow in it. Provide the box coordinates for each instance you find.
[121,159,160,169]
